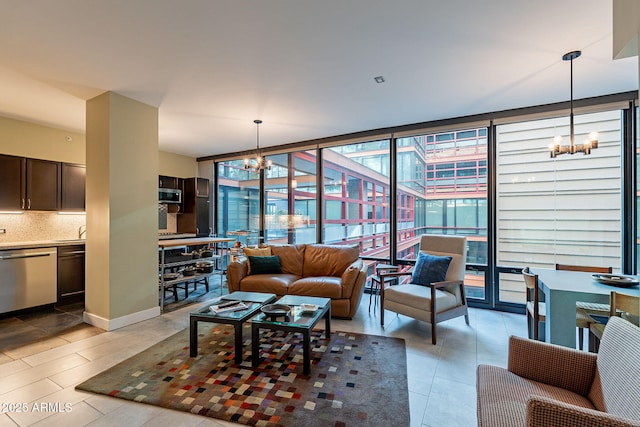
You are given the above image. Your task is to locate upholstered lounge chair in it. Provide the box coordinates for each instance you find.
[477,316,640,427]
[380,234,469,344]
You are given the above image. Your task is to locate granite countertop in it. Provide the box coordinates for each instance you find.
[0,239,86,251]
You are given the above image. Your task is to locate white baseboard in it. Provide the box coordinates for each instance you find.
[83,306,161,331]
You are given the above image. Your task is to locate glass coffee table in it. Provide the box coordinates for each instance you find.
[189,291,276,363]
[251,295,331,375]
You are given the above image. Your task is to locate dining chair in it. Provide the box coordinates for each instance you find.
[589,291,640,352]
[522,267,544,341]
[555,263,613,350]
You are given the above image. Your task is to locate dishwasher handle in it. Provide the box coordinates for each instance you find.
[0,252,52,261]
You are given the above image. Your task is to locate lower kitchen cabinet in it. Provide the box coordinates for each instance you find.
[57,245,85,304]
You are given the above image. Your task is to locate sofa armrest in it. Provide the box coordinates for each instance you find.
[226,258,248,292]
[508,336,597,397]
[527,396,639,427]
[341,259,366,298]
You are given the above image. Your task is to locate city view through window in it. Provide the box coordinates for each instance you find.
[215,107,629,307]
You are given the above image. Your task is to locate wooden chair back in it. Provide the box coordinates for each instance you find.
[522,267,542,340]
[555,264,612,273]
[611,292,640,325]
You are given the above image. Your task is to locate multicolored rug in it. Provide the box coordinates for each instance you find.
[76,323,409,427]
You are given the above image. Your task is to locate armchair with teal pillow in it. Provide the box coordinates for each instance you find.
[380,234,469,344]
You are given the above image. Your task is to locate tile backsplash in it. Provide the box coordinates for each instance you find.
[0,211,86,243]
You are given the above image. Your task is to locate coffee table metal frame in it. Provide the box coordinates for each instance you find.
[251,295,331,375]
[189,291,276,364]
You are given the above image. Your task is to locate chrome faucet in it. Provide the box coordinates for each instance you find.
[79,224,87,239]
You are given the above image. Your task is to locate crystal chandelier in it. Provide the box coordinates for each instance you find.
[244,119,272,171]
[549,51,598,158]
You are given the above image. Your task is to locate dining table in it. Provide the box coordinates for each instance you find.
[530,268,640,349]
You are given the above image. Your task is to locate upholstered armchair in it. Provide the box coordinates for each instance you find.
[477,317,640,426]
[380,234,469,344]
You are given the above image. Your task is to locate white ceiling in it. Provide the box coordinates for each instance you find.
[0,0,637,158]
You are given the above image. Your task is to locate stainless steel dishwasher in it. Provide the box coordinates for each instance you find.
[0,247,57,314]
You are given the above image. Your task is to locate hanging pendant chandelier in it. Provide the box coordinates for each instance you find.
[549,51,598,158]
[244,119,272,171]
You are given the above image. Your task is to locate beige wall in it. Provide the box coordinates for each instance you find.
[0,116,85,164]
[159,151,198,178]
[86,92,158,322]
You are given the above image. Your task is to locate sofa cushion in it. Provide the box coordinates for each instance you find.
[410,252,452,286]
[289,277,343,299]
[271,244,306,277]
[238,273,299,295]
[303,244,359,278]
[384,283,457,314]
[243,246,272,274]
[476,364,595,427]
[247,255,281,275]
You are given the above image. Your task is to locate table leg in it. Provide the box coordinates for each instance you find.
[189,317,198,357]
[303,330,310,375]
[251,323,260,368]
[234,322,243,364]
[325,305,331,338]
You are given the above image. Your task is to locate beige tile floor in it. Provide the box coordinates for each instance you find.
[0,289,528,427]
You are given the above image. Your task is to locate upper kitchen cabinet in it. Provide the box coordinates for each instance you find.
[178,177,211,236]
[25,158,61,211]
[0,154,25,211]
[61,163,86,211]
[196,177,209,198]
[159,175,179,189]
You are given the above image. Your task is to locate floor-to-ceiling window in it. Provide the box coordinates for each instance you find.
[208,93,636,312]
[396,128,488,299]
[495,109,623,305]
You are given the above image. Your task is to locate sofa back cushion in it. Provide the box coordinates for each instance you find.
[270,244,306,277]
[303,244,359,278]
[589,317,640,422]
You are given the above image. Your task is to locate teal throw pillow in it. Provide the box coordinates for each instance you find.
[410,252,452,286]
[248,255,282,275]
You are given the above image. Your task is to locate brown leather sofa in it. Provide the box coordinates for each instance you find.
[226,244,367,318]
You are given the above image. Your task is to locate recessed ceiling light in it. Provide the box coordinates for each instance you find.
[374,76,385,84]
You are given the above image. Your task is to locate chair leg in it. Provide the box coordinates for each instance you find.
[578,327,584,351]
[380,285,385,326]
[431,285,437,345]
[588,330,599,353]
[527,314,532,340]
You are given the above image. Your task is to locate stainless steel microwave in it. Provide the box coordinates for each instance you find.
[158,188,182,204]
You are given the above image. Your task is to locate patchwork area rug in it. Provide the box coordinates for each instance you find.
[76,323,409,427]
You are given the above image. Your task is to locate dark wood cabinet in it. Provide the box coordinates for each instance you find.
[178,177,211,236]
[0,154,24,211]
[159,175,179,189]
[196,177,209,198]
[25,158,61,211]
[61,163,86,211]
[57,245,85,304]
